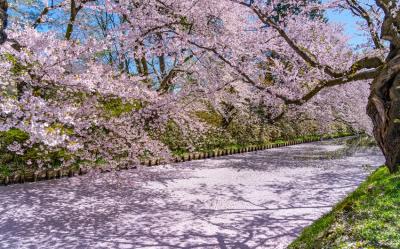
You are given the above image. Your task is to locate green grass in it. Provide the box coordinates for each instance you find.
[289,166,400,249]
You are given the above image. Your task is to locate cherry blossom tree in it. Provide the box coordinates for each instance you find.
[1,0,397,172]
[223,0,399,172]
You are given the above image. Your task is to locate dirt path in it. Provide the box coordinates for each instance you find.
[0,138,384,249]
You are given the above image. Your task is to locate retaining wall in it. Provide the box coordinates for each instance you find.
[0,134,354,185]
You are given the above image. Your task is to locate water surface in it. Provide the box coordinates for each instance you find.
[0,137,384,249]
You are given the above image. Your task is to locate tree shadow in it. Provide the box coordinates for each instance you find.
[0,138,384,249]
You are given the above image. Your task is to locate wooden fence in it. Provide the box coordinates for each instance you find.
[0,134,353,185]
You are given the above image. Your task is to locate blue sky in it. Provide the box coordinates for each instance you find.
[326,9,367,47]
[323,0,371,47]
[10,1,368,48]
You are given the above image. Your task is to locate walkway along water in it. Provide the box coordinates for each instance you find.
[0,137,384,249]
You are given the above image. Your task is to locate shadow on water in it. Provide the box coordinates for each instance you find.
[290,136,381,161]
[0,137,385,249]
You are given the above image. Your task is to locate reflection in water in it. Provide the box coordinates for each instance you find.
[293,136,381,162]
[0,137,385,249]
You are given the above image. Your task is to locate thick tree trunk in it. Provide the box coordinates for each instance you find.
[0,0,7,44]
[367,47,400,173]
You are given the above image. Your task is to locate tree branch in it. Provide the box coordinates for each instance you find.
[242,3,345,78]
[33,3,65,28]
[0,0,8,44]
[237,1,385,77]
[280,68,382,105]
[346,0,383,49]
[375,0,400,48]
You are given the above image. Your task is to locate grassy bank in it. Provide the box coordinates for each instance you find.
[289,166,400,249]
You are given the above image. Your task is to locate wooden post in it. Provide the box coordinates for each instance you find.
[80,167,88,175]
[46,169,52,179]
[33,172,38,182]
[20,172,25,183]
[67,168,73,177]
[13,173,20,184]
[25,172,34,182]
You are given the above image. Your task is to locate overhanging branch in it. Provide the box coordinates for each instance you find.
[280,68,381,105]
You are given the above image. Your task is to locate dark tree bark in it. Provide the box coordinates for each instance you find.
[65,0,79,40]
[65,0,95,40]
[367,46,400,173]
[366,1,400,173]
[0,0,7,44]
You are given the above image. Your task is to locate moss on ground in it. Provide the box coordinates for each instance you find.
[289,166,400,249]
